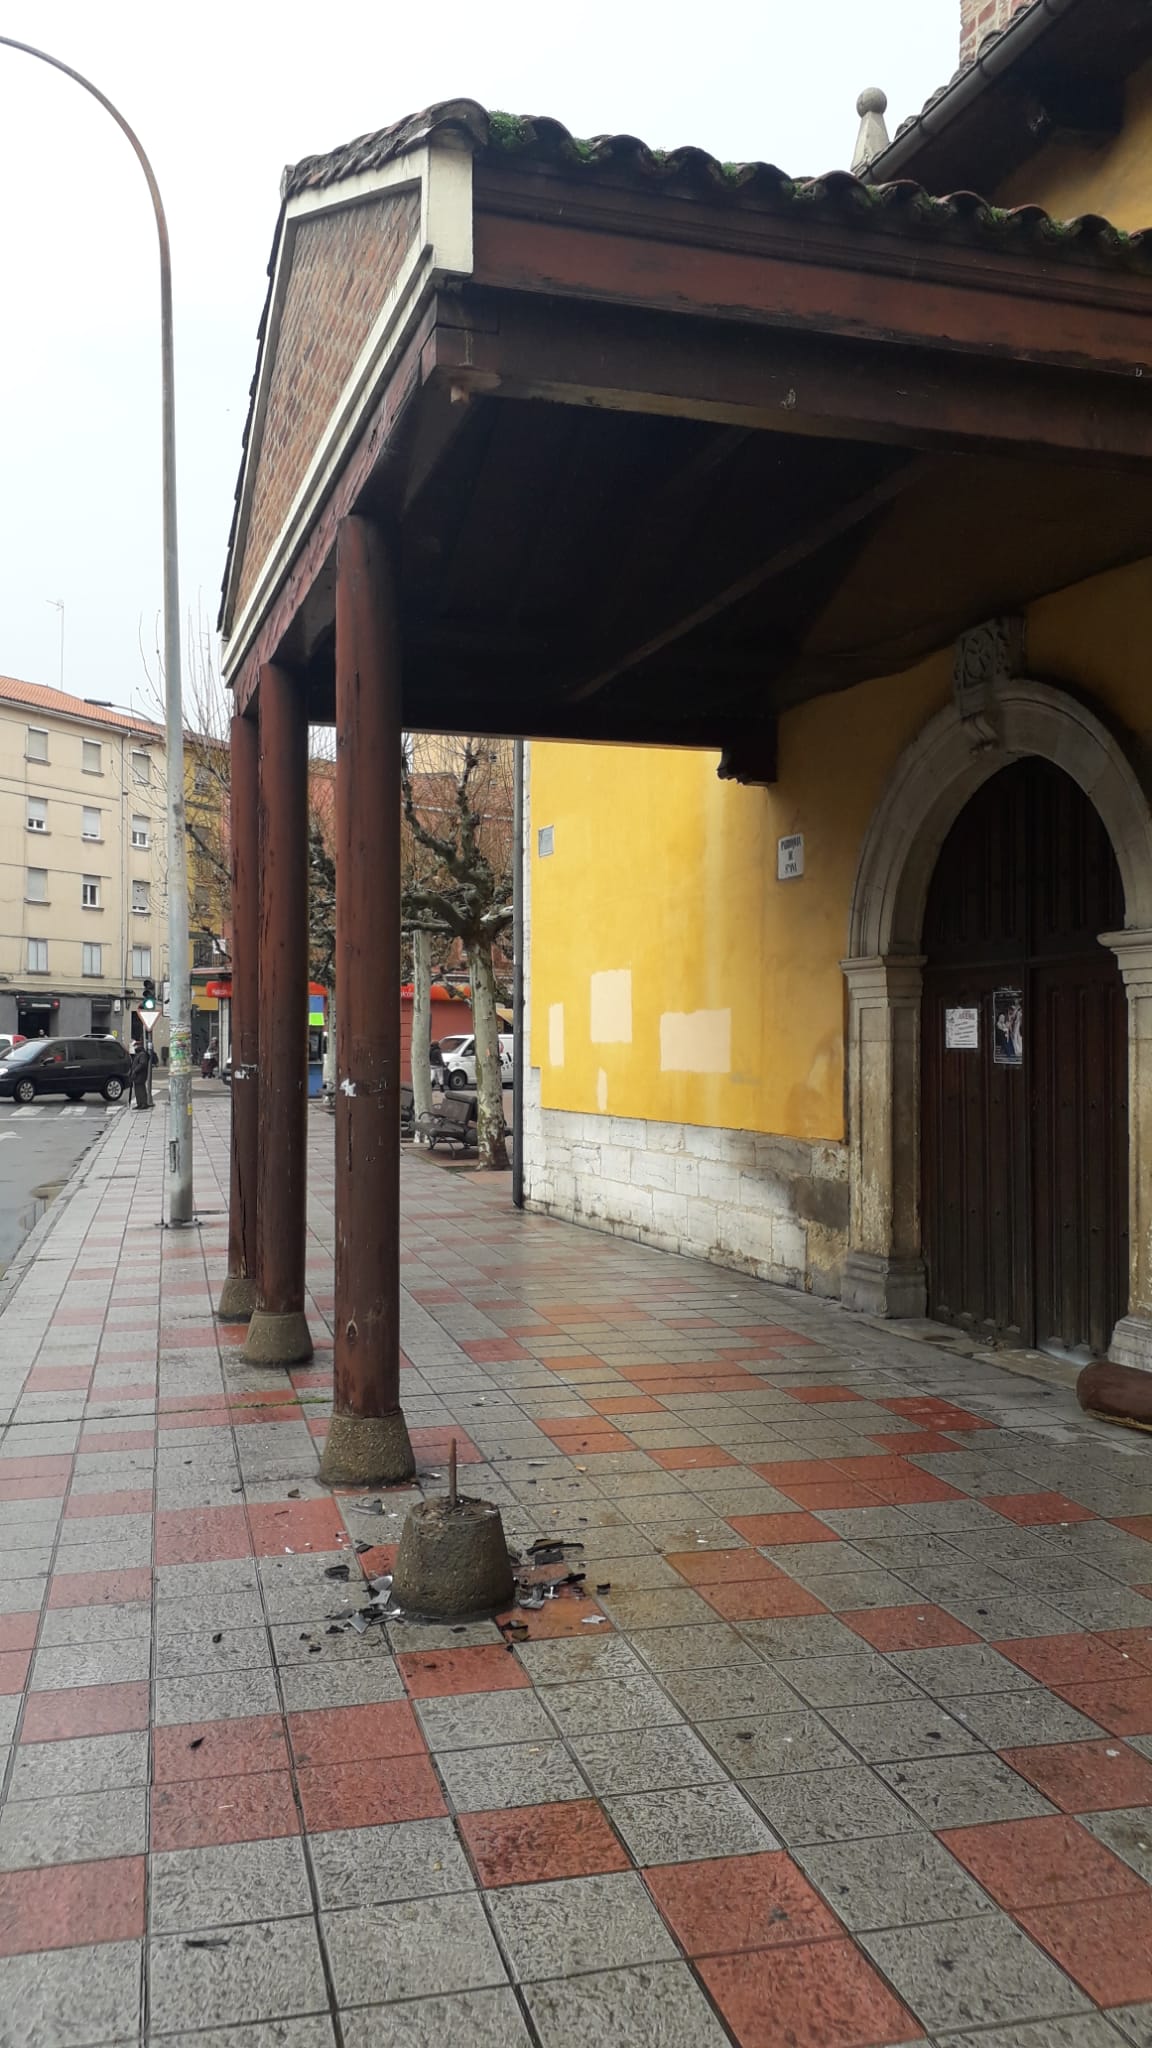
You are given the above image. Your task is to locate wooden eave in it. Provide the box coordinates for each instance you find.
[224,133,1152,779]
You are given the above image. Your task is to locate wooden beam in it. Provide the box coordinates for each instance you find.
[429,292,1152,472]
[471,198,1152,372]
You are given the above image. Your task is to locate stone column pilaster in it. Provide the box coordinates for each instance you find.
[1101,929,1152,1373]
[840,955,927,1319]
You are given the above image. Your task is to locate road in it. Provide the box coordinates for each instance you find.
[0,1099,124,1275]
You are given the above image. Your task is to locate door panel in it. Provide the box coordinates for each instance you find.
[1032,962,1129,1359]
[921,758,1127,1356]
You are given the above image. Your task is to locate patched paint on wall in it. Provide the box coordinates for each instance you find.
[596,1068,609,1112]
[548,1002,565,1067]
[659,1009,732,1075]
[590,968,633,1045]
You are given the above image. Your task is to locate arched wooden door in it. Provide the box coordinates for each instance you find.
[920,758,1128,1358]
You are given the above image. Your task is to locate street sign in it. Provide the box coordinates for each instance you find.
[135,1006,159,1034]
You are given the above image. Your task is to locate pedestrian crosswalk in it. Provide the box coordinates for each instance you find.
[0,1103,121,1123]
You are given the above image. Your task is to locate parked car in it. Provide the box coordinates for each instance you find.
[438,1032,514,1090]
[0,1034,26,1061]
[0,1037,131,1103]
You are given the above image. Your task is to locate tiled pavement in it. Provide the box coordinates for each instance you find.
[1,1101,1151,2047]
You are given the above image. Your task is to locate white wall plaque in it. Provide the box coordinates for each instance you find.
[777,833,804,881]
[945,1006,979,1051]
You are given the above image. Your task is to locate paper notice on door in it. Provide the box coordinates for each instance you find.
[945,1006,979,1051]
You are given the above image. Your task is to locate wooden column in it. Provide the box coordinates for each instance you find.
[319,516,414,1484]
[218,711,260,1319]
[244,663,313,1366]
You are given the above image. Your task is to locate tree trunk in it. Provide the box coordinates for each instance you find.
[411,928,433,1136]
[468,939,509,1169]
[323,979,336,1114]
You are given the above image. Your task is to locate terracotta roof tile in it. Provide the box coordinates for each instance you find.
[0,675,163,738]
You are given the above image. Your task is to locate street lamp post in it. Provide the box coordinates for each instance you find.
[0,34,194,1223]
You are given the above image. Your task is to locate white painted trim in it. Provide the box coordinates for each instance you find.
[221,143,474,674]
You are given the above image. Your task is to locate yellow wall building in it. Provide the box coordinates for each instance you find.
[525,15,1152,1371]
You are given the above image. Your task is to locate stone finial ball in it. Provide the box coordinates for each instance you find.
[856,87,888,116]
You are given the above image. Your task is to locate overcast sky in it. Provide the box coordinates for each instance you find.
[0,0,958,708]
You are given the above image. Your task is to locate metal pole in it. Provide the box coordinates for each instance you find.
[512,739,525,1209]
[0,35,193,1223]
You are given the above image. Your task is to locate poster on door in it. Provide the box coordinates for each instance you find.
[945,1007,979,1051]
[993,989,1023,1067]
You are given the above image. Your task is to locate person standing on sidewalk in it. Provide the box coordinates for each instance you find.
[129,1038,150,1109]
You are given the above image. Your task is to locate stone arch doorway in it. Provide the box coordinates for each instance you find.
[842,671,1152,1369]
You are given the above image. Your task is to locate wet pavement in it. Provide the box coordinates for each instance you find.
[0,1099,1150,2047]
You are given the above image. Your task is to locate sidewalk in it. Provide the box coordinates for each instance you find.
[1,1101,1151,2048]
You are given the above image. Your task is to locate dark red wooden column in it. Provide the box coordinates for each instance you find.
[218,711,260,1319]
[244,662,313,1366]
[319,515,414,1484]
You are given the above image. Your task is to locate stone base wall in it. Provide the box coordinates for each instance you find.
[522,1077,849,1298]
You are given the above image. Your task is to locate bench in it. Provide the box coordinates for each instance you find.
[416,1093,477,1153]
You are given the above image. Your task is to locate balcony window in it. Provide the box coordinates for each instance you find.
[132,880,150,915]
[27,939,47,973]
[132,751,151,786]
[82,943,103,977]
[82,875,101,910]
[131,946,152,979]
[26,798,47,833]
[131,814,149,849]
[82,807,101,841]
[26,727,48,762]
[26,867,48,903]
[82,740,102,774]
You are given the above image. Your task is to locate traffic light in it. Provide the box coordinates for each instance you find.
[141,978,157,1012]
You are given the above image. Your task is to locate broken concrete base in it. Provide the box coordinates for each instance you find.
[319,1410,415,1487]
[217,1271,257,1321]
[392,1494,514,1620]
[242,1308,313,1366]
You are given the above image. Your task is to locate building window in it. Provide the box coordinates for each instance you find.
[82,875,101,909]
[25,727,48,762]
[27,939,47,973]
[82,943,103,977]
[26,798,47,833]
[132,750,151,785]
[82,807,102,841]
[193,935,215,969]
[132,880,150,915]
[193,763,213,796]
[82,740,102,774]
[131,814,150,849]
[131,946,152,980]
[26,867,48,903]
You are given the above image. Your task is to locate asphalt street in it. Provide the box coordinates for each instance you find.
[0,1099,125,1275]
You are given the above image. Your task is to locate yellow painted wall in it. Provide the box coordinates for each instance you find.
[995,57,1152,227]
[531,653,951,1143]
[532,553,1152,1145]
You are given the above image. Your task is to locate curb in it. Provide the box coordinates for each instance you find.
[0,1105,132,1321]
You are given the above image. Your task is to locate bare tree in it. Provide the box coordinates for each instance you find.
[401,737,514,1169]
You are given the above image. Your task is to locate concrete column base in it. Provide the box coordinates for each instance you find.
[243,1309,313,1366]
[217,1272,257,1321]
[319,1410,415,1486]
[1108,1313,1152,1375]
[842,1250,927,1320]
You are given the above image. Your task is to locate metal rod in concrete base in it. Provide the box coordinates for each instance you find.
[392,1495,514,1621]
[319,1410,415,1487]
[243,1308,313,1367]
[217,1272,258,1321]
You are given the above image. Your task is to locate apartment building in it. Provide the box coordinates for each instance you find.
[0,676,169,1043]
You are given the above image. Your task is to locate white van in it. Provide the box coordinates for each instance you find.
[438,1033,513,1090]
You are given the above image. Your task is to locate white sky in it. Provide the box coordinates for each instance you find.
[0,0,958,707]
